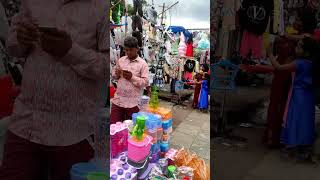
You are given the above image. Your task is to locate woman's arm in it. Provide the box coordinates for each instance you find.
[270,56,296,72]
[285,33,314,42]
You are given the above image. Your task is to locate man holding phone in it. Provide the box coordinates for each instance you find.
[0,0,108,180]
[111,36,149,124]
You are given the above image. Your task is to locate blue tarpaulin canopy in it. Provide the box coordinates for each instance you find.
[167,26,192,41]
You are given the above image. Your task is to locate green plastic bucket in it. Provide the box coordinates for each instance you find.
[86,172,108,180]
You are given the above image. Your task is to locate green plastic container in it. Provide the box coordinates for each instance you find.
[86,172,108,180]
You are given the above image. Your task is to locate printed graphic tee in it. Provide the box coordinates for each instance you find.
[239,0,274,35]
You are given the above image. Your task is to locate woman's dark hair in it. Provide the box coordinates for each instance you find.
[202,64,209,72]
[297,7,317,34]
[124,36,139,48]
[301,37,318,60]
[273,37,296,62]
[132,31,143,47]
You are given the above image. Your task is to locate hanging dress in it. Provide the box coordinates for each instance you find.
[186,42,194,57]
[198,80,209,109]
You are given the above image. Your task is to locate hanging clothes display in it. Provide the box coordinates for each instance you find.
[272,0,279,34]
[114,28,125,46]
[197,33,210,50]
[240,30,263,59]
[171,36,179,55]
[184,59,196,73]
[132,15,143,33]
[145,7,158,25]
[287,0,305,8]
[195,60,200,73]
[200,50,208,65]
[217,0,242,57]
[133,0,143,17]
[185,42,194,57]
[165,40,172,54]
[211,0,225,52]
[178,58,185,81]
[121,16,132,34]
[272,0,285,35]
[110,34,116,49]
[178,33,187,56]
[239,0,274,35]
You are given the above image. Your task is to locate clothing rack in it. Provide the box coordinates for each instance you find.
[211,60,247,142]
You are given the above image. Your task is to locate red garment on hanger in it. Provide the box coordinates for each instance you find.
[186,43,193,57]
[0,75,20,119]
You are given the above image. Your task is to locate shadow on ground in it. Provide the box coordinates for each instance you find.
[212,85,320,180]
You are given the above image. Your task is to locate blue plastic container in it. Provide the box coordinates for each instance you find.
[146,114,161,131]
[132,113,138,123]
[132,112,150,124]
[70,162,98,180]
[162,119,172,132]
[160,142,169,152]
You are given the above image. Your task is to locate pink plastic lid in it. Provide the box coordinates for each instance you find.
[128,135,152,147]
[110,122,128,135]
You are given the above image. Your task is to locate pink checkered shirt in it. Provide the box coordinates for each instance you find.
[111,56,149,108]
[5,0,109,146]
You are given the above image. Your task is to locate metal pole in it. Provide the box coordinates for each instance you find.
[111,0,123,10]
[158,1,179,17]
[161,3,165,26]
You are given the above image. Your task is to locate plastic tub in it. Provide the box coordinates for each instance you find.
[128,135,152,162]
[70,162,98,180]
[86,172,108,180]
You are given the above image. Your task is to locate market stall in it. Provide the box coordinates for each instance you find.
[110,0,211,107]
[109,0,210,179]
[110,87,210,179]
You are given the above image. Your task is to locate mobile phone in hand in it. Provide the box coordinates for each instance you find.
[38,26,58,33]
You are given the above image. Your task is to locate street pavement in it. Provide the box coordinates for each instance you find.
[159,100,211,165]
[213,85,320,180]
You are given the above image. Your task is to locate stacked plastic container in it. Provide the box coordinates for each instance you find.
[110,122,129,158]
[147,114,161,163]
[139,95,150,112]
[132,107,173,159]
[132,112,163,163]
[156,107,173,158]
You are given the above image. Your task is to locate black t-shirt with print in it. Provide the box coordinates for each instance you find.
[184,59,196,73]
[239,0,274,35]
